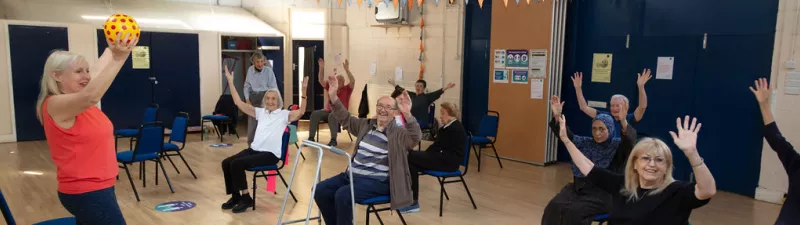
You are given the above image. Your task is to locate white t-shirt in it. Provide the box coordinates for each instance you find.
[250,108,290,157]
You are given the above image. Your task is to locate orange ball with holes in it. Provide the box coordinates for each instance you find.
[103,13,140,44]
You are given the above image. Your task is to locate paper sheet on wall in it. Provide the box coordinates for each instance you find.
[530,79,544,99]
[370,62,377,76]
[529,49,547,79]
[395,66,403,81]
[494,49,506,68]
[656,57,674,80]
[493,69,508,83]
[512,70,528,84]
[591,53,613,83]
[132,46,150,69]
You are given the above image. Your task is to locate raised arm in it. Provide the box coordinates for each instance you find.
[557,115,595,176]
[289,78,309,122]
[670,116,716,200]
[392,90,424,148]
[549,96,575,141]
[45,33,137,123]
[328,76,366,135]
[318,58,327,86]
[343,59,355,89]
[424,83,454,103]
[633,68,652,122]
[388,79,416,96]
[751,78,799,175]
[571,72,598,118]
[225,66,256,117]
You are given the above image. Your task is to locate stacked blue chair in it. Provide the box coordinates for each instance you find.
[246,127,298,210]
[358,195,407,225]
[114,104,158,151]
[422,132,478,217]
[1,188,76,225]
[116,121,174,201]
[470,111,502,172]
[162,112,197,179]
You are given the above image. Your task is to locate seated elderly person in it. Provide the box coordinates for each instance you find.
[400,102,466,214]
[541,96,637,225]
[219,67,307,213]
[313,76,422,225]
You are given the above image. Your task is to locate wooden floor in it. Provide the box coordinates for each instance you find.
[0,124,783,225]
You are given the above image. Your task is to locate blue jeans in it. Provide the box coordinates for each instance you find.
[58,186,126,225]
[314,173,390,225]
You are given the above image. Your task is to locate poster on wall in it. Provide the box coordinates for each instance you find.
[512,70,529,84]
[494,49,506,68]
[656,57,674,80]
[395,66,403,81]
[529,49,547,79]
[530,79,544,99]
[132,46,150,69]
[591,53,613,83]
[493,69,508,83]
[506,49,529,69]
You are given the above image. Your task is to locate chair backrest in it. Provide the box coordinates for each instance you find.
[476,111,499,138]
[278,127,291,162]
[427,104,436,126]
[131,122,165,160]
[142,104,159,124]
[288,125,299,145]
[461,132,473,175]
[169,112,189,143]
[0,189,17,225]
[287,105,299,127]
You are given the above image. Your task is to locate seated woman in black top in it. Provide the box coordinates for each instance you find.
[401,102,466,214]
[542,96,637,225]
[556,113,717,225]
[750,78,799,225]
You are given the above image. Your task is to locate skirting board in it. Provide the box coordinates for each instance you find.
[755,187,786,204]
[0,134,16,143]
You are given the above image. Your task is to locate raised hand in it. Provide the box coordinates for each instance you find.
[445,82,456,90]
[550,95,564,117]
[637,68,652,87]
[327,75,339,97]
[571,72,583,89]
[558,115,568,139]
[617,100,630,121]
[388,78,397,86]
[397,90,413,115]
[318,58,324,67]
[224,66,234,81]
[302,76,309,89]
[342,59,350,71]
[108,32,138,61]
[749,78,770,105]
[669,116,701,154]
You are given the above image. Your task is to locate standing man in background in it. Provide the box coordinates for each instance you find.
[389,79,455,138]
[243,52,278,146]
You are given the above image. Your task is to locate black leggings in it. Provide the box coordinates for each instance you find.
[407,150,460,201]
[58,186,126,225]
[221,148,280,194]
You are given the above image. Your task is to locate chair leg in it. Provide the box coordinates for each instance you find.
[252,172,258,210]
[365,205,371,225]
[176,151,198,179]
[396,209,408,225]
[472,144,482,172]
[165,154,181,174]
[122,164,140,201]
[157,160,174,193]
[277,171,297,202]
[372,205,385,225]
[491,143,503,168]
[139,161,143,180]
[200,120,206,141]
[439,177,445,217]
[438,177,450,200]
[460,175,477,209]
[347,132,353,142]
[155,159,159,186]
[142,162,147,187]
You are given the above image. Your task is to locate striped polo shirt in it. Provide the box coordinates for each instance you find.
[349,128,390,181]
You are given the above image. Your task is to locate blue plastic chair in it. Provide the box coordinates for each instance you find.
[116,121,174,201]
[358,195,407,225]
[1,188,76,225]
[593,214,609,224]
[471,111,502,171]
[201,114,238,142]
[246,127,298,210]
[288,125,306,161]
[422,132,478,217]
[162,112,197,179]
[114,104,159,151]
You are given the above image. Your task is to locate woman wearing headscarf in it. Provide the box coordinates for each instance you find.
[750,78,799,225]
[541,96,638,225]
[557,113,716,224]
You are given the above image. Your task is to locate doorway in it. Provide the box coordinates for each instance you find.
[292,40,324,119]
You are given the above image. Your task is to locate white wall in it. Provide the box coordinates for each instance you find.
[757,0,800,204]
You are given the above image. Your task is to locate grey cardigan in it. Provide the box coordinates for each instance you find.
[330,99,422,209]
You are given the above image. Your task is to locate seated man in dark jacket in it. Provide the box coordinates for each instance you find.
[401,102,466,214]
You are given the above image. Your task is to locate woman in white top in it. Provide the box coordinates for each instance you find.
[220,66,307,213]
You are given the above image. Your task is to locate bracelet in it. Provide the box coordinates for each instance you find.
[691,157,705,168]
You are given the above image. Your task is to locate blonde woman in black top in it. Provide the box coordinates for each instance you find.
[556,114,717,225]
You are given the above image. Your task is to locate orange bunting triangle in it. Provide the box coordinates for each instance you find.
[317,0,321,4]
[357,0,363,7]
[408,0,413,10]
[338,0,343,6]
[503,0,508,7]
[526,0,531,4]
[393,0,399,8]
[418,0,424,6]
[376,0,383,4]
[478,0,484,8]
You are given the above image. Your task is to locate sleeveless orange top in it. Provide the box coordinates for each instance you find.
[42,98,117,194]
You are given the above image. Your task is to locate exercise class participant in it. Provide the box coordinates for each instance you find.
[308,58,355,146]
[557,113,717,225]
[37,33,137,225]
[314,76,421,225]
[244,52,279,146]
[389,78,455,130]
[749,78,799,225]
[220,66,307,213]
[571,69,651,138]
[541,96,637,225]
[400,102,467,214]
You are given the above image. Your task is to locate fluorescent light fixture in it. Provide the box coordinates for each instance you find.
[23,171,44,175]
[258,46,280,50]
[81,15,193,30]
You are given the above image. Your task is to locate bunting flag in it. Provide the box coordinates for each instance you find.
[515,0,520,5]
[478,0,484,8]
[357,0,363,7]
[406,0,412,10]
[435,0,439,6]
[503,0,508,7]
[465,0,469,5]
[394,0,399,8]
[527,0,531,4]
[418,0,424,7]
[338,0,343,6]
[377,0,383,5]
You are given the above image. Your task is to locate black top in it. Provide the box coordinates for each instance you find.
[762,122,800,225]
[426,120,466,167]
[586,167,710,225]
[393,85,444,126]
[548,117,637,175]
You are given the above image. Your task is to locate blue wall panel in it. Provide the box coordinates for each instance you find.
[642,0,779,36]
[461,0,492,133]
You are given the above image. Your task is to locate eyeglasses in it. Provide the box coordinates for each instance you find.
[376,104,396,111]
[638,155,666,165]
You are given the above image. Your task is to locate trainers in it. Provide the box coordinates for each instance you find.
[221,194,239,210]
[232,194,253,213]
[399,204,420,214]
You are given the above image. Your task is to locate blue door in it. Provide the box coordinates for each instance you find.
[461,0,492,133]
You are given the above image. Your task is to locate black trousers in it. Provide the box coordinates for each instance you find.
[221,148,279,194]
[541,177,612,225]
[407,150,460,201]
